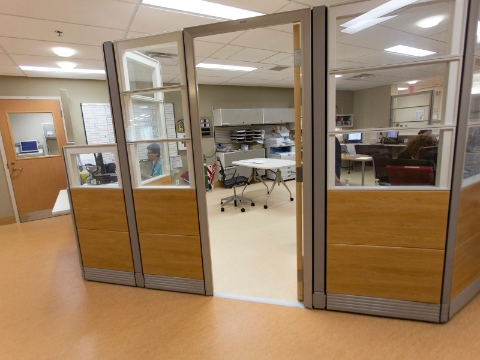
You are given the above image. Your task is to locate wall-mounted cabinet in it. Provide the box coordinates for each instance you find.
[213,109,263,126]
[263,108,294,124]
[335,114,353,127]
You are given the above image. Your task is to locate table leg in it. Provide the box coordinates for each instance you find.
[263,169,294,209]
[361,161,365,186]
[248,167,269,193]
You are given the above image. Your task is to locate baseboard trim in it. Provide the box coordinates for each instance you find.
[450,276,480,318]
[83,267,136,286]
[144,274,205,294]
[19,209,52,222]
[327,293,441,322]
[313,292,326,309]
[0,216,16,226]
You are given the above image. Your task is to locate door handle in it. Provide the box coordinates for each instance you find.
[12,167,23,171]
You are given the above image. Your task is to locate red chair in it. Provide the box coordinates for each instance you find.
[386,165,435,185]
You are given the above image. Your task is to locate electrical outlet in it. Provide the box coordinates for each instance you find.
[175,179,179,185]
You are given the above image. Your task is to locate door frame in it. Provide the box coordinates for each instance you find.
[183,8,315,307]
[0,96,68,224]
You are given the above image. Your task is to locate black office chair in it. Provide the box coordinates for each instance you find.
[371,152,392,185]
[217,157,255,212]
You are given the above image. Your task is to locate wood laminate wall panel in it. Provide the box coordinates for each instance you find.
[327,191,450,249]
[139,233,203,279]
[451,232,480,299]
[133,189,199,236]
[327,244,445,303]
[77,229,134,272]
[70,188,128,232]
[455,182,480,248]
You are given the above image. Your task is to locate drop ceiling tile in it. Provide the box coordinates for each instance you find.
[200,58,270,69]
[337,25,421,51]
[0,65,25,76]
[405,37,448,56]
[161,65,181,75]
[162,73,179,83]
[194,41,225,58]
[297,0,355,5]
[130,6,218,34]
[271,56,293,66]
[0,54,16,66]
[260,52,292,64]
[195,67,249,78]
[266,24,294,34]
[428,31,450,43]
[10,54,105,70]
[196,75,232,85]
[24,71,105,80]
[0,0,135,30]
[336,43,378,61]
[349,50,437,67]
[274,2,309,12]
[230,28,293,53]
[0,15,125,46]
[126,32,150,39]
[0,38,103,60]
[195,31,245,45]
[211,0,290,13]
[237,70,292,81]
[209,45,244,60]
[228,48,278,62]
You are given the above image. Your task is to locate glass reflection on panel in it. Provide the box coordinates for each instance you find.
[334,0,454,69]
[463,126,480,181]
[335,63,448,129]
[335,130,439,187]
[129,141,191,188]
[74,152,118,186]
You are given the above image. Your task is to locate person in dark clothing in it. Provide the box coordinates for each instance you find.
[398,135,438,160]
[335,136,342,186]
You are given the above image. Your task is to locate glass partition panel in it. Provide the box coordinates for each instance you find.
[63,145,121,188]
[462,125,480,186]
[331,0,456,69]
[128,140,192,189]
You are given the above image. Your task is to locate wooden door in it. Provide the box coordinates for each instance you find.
[0,99,67,222]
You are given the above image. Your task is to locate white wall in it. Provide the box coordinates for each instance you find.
[353,85,391,129]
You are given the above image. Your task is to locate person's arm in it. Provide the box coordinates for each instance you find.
[335,175,342,186]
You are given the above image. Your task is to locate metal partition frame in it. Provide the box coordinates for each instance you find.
[441,0,480,322]
[183,8,315,306]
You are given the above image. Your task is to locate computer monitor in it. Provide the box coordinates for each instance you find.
[386,131,399,138]
[346,133,362,143]
[19,140,39,153]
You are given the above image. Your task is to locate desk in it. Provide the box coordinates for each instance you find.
[341,154,372,186]
[232,158,295,209]
[52,189,71,216]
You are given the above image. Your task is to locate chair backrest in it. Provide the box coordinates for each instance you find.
[216,157,227,183]
[386,165,435,185]
[371,152,392,183]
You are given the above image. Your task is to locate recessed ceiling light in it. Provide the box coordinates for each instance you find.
[141,0,263,20]
[407,80,418,84]
[477,22,480,43]
[52,47,76,57]
[398,87,408,90]
[417,16,443,28]
[19,66,105,74]
[342,0,419,28]
[335,75,343,78]
[384,45,436,57]
[197,63,256,71]
[341,16,396,34]
[57,61,77,70]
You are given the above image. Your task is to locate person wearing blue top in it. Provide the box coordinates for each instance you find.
[142,143,163,179]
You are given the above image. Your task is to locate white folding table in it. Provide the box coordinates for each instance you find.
[232,158,295,209]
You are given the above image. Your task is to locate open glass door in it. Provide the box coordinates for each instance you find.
[105,31,212,294]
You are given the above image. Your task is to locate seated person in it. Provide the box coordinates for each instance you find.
[417,129,432,136]
[141,143,163,179]
[397,135,438,160]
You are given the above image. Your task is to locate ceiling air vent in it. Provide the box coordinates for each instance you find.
[269,65,290,71]
[345,73,376,80]
[144,51,179,66]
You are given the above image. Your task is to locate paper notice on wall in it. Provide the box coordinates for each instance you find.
[346,144,356,155]
[170,155,183,169]
[370,132,378,140]
[415,109,425,121]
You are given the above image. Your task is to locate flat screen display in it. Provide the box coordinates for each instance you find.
[386,131,399,138]
[20,140,39,153]
[347,133,362,141]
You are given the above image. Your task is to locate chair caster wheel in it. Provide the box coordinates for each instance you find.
[290,198,294,201]
[264,205,268,209]
[241,208,245,212]
[251,202,255,206]
[221,208,224,212]
[220,201,223,205]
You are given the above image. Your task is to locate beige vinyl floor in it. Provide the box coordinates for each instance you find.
[1,216,480,359]
[206,178,299,306]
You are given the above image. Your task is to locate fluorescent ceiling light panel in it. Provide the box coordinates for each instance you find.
[472,82,480,94]
[57,61,77,70]
[141,0,263,20]
[384,45,436,57]
[20,66,105,74]
[341,0,418,28]
[407,80,418,84]
[398,87,408,90]
[477,22,480,43]
[417,16,443,28]
[341,16,396,34]
[335,75,343,78]
[52,47,76,57]
[196,63,256,71]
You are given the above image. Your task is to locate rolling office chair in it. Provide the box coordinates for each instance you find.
[216,157,255,212]
[371,152,392,185]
